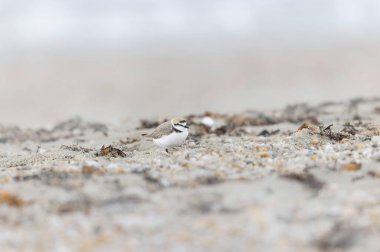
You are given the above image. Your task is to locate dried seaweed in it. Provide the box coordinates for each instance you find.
[96,145,126,158]
[257,129,280,137]
[213,126,228,136]
[179,104,321,136]
[282,172,324,192]
[319,124,350,141]
[135,104,321,138]
[341,122,358,135]
[229,127,248,136]
[297,122,310,131]
[351,121,380,136]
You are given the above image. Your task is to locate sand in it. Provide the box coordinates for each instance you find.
[0,98,380,251]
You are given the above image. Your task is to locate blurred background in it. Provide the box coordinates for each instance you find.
[0,0,379,126]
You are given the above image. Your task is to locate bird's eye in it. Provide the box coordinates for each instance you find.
[180,120,186,123]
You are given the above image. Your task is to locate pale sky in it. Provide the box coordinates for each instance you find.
[1,0,380,50]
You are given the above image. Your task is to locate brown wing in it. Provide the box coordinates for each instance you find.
[146,121,173,139]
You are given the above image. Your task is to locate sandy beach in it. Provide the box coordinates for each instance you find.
[0,98,379,251]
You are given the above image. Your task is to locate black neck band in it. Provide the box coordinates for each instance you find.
[173,127,182,133]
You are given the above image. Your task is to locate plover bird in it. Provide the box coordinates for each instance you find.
[142,118,189,153]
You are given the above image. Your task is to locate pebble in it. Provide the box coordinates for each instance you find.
[342,162,362,171]
[201,117,215,128]
[310,137,319,145]
[188,142,196,147]
[372,136,380,146]
[257,152,270,158]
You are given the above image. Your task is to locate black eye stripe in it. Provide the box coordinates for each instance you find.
[174,123,186,127]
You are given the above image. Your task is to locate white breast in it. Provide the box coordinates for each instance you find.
[153,130,189,148]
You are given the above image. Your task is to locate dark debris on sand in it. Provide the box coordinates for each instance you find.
[96,145,126,158]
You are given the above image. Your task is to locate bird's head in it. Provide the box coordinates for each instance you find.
[171,117,189,131]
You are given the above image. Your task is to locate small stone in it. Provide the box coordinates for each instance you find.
[231,163,245,170]
[37,148,47,154]
[372,136,380,146]
[342,162,362,171]
[257,151,270,158]
[310,138,319,145]
[258,146,269,152]
[354,143,365,150]
[297,122,318,133]
[201,117,214,128]
[173,151,182,157]
[372,152,380,162]
[309,154,318,160]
